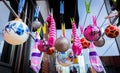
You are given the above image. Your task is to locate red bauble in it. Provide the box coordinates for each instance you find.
[46,47,54,55]
[80,37,90,49]
[105,25,119,38]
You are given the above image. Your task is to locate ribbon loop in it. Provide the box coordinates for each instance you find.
[18,0,25,14]
[34,6,41,18]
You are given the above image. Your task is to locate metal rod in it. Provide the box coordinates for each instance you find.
[96,2,105,20]
[102,41,115,55]
[2,0,19,18]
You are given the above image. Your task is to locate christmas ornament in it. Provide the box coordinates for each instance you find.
[2,18,29,45]
[93,37,105,47]
[57,49,74,66]
[55,36,70,52]
[80,37,90,49]
[105,24,119,38]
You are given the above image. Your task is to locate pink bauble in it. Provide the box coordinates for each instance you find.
[38,40,49,52]
[84,25,101,41]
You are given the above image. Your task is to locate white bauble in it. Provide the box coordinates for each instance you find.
[2,19,29,45]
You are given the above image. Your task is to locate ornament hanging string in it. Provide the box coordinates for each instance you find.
[18,0,25,16]
[34,6,41,19]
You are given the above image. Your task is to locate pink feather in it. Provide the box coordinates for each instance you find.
[72,20,82,56]
[47,15,56,47]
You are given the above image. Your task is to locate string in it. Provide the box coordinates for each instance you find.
[102,41,115,55]
[18,0,25,14]
[34,6,41,18]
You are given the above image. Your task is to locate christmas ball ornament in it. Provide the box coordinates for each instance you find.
[84,25,101,41]
[55,37,70,52]
[105,25,119,38]
[2,18,29,45]
[46,47,54,55]
[57,49,74,66]
[80,37,90,49]
[32,18,42,31]
[93,37,105,47]
[38,40,49,52]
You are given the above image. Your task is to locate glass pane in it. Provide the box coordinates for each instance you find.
[0,1,10,60]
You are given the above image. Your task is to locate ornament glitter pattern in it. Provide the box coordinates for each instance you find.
[2,19,29,45]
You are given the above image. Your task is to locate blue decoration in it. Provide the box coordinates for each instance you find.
[15,23,24,35]
[60,1,64,14]
[5,23,16,32]
[34,6,41,18]
[4,21,29,36]
[3,20,29,45]
[18,0,25,13]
